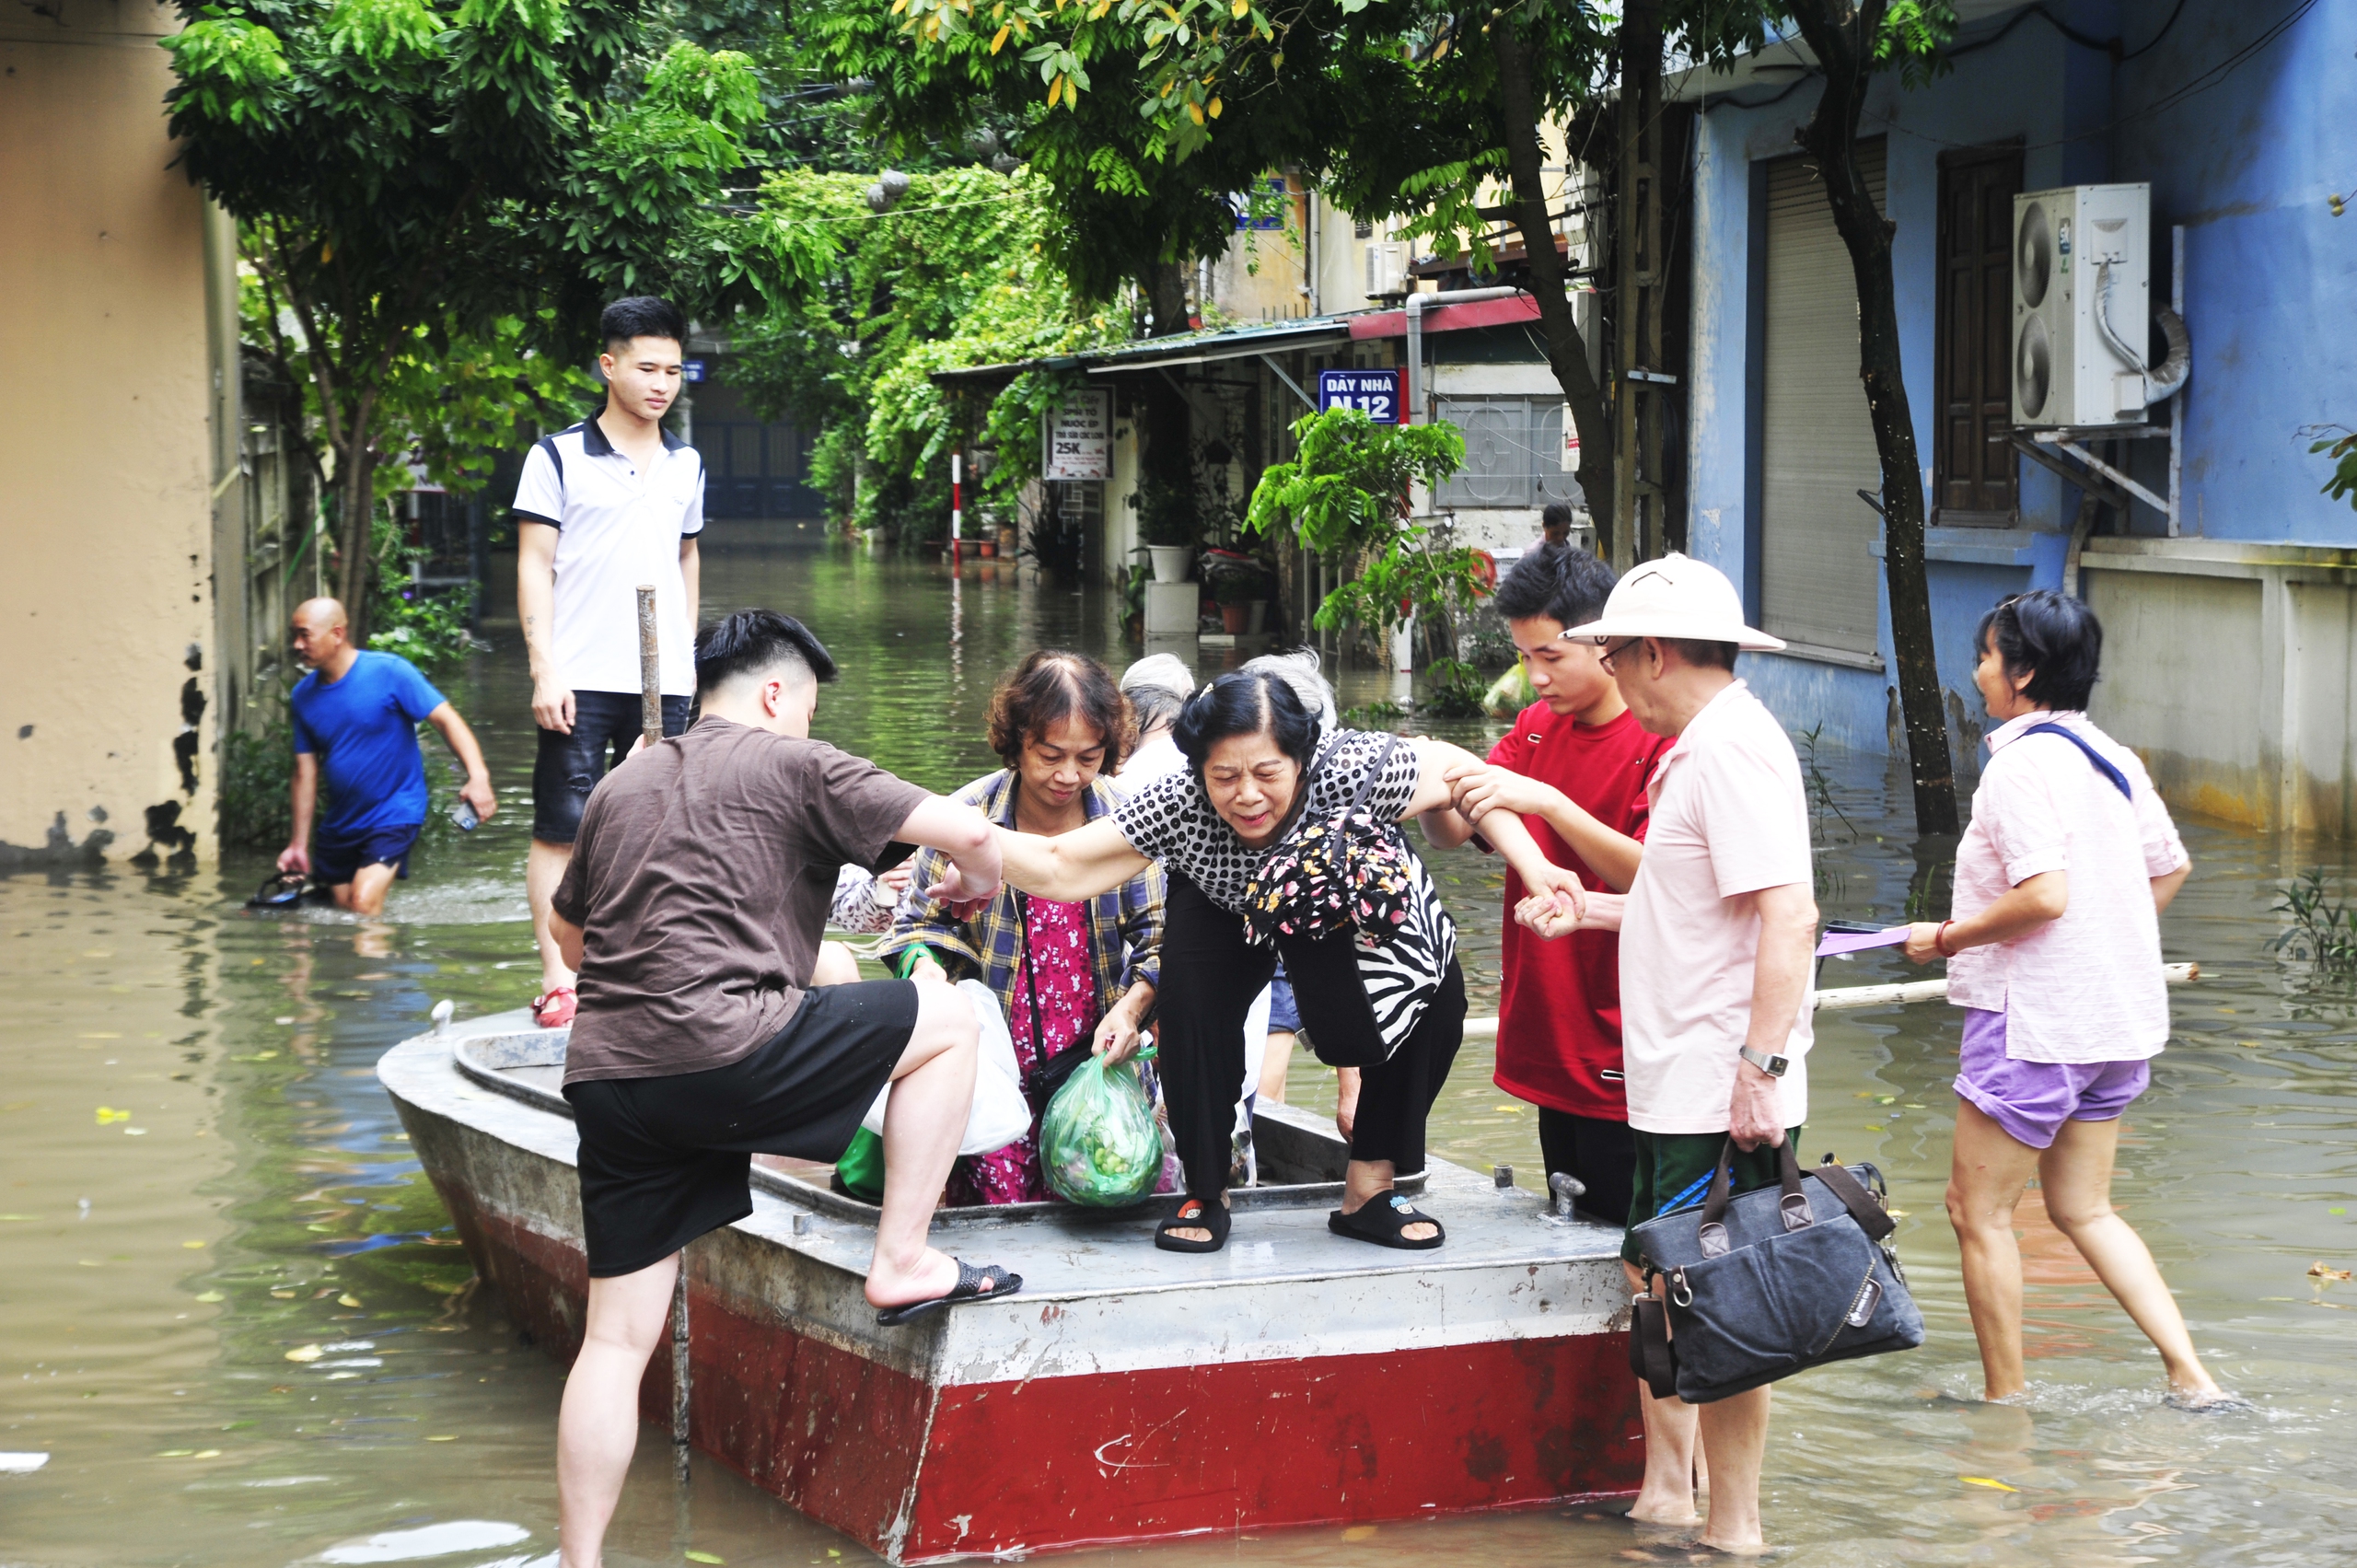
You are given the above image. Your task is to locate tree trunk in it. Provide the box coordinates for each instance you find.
[1489,17,1615,557]
[1789,0,1959,836]
[333,439,377,646]
[1144,260,1191,340]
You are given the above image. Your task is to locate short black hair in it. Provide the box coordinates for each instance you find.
[1172,669,1320,782]
[1541,503,1574,530]
[1977,589,2100,711]
[694,610,837,696]
[600,295,687,352]
[1492,542,1618,630]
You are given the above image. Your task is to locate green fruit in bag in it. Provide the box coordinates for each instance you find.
[1039,1054,1165,1206]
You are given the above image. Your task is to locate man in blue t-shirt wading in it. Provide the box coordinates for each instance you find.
[278,598,497,915]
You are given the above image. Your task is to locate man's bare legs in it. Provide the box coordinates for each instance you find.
[1258,1029,1296,1102]
[1693,1385,1771,1552]
[555,1252,679,1568]
[329,862,400,917]
[1947,1099,2223,1402]
[529,838,576,994]
[810,941,861,989]
[1623,1260,1702,1526]
[864,972,989,1311]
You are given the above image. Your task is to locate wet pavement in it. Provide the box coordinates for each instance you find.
[2,525,2352,1566]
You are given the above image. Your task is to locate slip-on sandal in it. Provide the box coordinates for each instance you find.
[1154,1195,1232,1253]
[875,1259,1022,1326]
[1329,1191,1446,1250]
[530,986,577,1028]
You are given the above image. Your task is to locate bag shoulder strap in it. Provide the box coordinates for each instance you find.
[2021,721,2132,802]
[1810,1156,1896,1242]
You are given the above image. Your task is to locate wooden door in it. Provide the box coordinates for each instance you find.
[1935,146,2024,523]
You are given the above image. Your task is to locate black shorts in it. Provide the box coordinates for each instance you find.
[312,822,421,886]
[563,980,920,1277]
[531,690,691,844]
[1536,1108,1636,1228]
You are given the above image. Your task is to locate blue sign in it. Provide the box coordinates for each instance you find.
[1233,177,1290,231]
[680,357,707,383]
[1317,368,1402,424]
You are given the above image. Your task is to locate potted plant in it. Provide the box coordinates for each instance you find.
[1211,570,1257,633]
[1134,473,1199,584]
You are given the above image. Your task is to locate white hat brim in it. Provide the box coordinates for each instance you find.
[1562,614,1787,653]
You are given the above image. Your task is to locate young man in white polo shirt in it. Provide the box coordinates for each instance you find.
[512,296,705,1027]
[1528,553,1816,1554]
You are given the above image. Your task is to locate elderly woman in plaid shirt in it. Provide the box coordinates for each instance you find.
[880,650,1167,1205]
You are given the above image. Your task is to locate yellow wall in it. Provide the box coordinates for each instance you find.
[1,0,220,867]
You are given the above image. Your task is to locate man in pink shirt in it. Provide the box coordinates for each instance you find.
[1533,554,1816,1553]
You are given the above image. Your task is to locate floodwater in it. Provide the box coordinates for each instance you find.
[4,524,2352,1567]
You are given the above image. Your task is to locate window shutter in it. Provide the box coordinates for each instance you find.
[1759,141,1887,655]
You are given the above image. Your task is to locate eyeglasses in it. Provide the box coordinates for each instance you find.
[1597,637,1646,674]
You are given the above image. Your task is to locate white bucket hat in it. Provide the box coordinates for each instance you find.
[1561,552,1786,652]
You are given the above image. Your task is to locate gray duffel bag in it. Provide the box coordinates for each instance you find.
[1628,1141,1922,1404]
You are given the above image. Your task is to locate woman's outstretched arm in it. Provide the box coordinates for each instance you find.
[930,814,1153,908]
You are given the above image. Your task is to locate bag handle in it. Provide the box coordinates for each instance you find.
[1697,1138,1811,1255]
[1345,735,1402,817]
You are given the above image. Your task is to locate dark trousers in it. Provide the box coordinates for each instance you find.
[1158,873,1467,1196]
[1537,1107,1637,1227]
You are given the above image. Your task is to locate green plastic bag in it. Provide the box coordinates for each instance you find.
[1039,1054,1165,1207]
[834,1126,885,1204]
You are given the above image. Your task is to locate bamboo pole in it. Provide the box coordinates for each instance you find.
[636,584,662,748]
[1457,962,2200,1040]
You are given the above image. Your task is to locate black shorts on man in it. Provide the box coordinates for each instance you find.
[311,822,423,886]
[530,691,692,843]
[563,979,919,1277]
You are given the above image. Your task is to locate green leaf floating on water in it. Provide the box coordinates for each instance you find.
[685,1552,726,1564]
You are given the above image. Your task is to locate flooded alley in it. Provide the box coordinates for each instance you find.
[5,527,2355,1567]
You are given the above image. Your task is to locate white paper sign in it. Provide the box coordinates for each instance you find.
[1043,389,1112,481]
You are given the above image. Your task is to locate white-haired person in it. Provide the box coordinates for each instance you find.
[1117,653,1195,791]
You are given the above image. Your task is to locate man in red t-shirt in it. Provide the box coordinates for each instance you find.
[1444,545,1669,1224]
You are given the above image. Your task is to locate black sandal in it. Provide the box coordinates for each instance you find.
[874,1259,1021,1326]
[1154,1195,1232,1253]
[1329,1191,1445,1250]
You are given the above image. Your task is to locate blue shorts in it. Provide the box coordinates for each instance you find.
[1267,967,1301,1033]
[313,822,421,887]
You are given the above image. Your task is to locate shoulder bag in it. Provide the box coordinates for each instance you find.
[1627,1142,1924,1404]
[1238,736,1420,947]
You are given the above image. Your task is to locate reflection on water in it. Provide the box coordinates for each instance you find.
[2,527,2351,1566]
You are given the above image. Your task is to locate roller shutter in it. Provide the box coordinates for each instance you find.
[1759,141,1887,656]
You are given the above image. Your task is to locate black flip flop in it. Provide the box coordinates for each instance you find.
[1329,1191,1446,1250]
[246,872,309,911]
[1153,1195,1232,1253]
[874,1259,1021,1326]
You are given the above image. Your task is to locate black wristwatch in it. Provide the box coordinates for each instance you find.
[1739,1045,1790,1078]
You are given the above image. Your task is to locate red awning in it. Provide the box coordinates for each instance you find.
[1347,294,1542,341]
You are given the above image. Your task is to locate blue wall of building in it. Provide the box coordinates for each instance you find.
[1683,0,2355,756]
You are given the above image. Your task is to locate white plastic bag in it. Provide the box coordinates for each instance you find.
[860,979,1033,1157]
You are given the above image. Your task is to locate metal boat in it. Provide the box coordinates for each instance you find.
[378,1006,1642,1562]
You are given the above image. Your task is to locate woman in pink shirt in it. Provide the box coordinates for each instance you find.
[1905,592,2231,1407]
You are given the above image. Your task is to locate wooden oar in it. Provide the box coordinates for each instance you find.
[1458,962,2200,1041]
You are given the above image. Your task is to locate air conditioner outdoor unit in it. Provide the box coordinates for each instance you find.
[1364,241,1407,299]
[2011,183,2154,429]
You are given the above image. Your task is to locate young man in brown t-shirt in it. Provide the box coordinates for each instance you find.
[546,610,1014,1568]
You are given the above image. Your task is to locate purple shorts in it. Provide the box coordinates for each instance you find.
[1954,1007,2150,1150]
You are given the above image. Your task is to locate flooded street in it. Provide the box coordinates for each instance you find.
[6,525,2354,1566]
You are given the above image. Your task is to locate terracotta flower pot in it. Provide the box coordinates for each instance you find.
[1220,603,1249,634]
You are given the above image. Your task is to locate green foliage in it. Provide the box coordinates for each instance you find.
[367,551,482,674]
[2270,867,2357,972]
[1134,470,1202,547]
[726,167,1127,539]
[1873,0,1961,87]
[219,720,296,849]
[1313,520,1491,636]
[2307,426,2357,511]
[1420,656,1487,717]
[164,0,769,632]
[1246,406,1465,560]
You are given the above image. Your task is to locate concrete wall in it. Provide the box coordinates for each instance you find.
[1,0,224,867]
[1679,0,2357,830]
